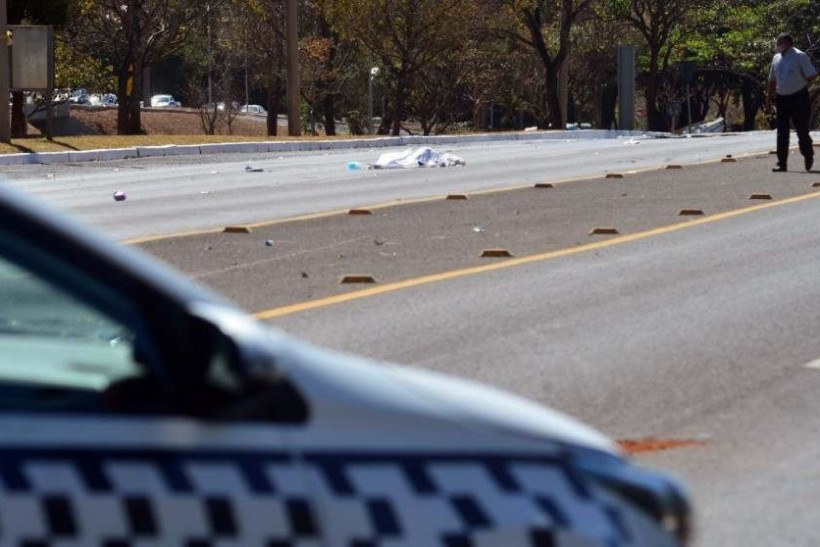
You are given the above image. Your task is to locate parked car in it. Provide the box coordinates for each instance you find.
[241,104,268,116]
[150,94,181,108]
[0,184,691,546]
[68,88,89,105]
[217,101,241,113]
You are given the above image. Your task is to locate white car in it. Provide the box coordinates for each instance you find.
[241,104,268,116]
[0,185,690,546]
[150,94,181,108]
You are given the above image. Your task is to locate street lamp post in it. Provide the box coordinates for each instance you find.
[368,66,380,134]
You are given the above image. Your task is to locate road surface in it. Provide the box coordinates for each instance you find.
[0,131,788,241]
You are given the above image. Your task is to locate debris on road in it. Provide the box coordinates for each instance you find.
[200,191,212,195]
[472,226,485,233]
[245,165,264,173]
[265,239,274,247]
[370,147,466,169]
[113,191,127,202]
[347,161,363,171]
[618,438,707,455]
[693,117,726,134]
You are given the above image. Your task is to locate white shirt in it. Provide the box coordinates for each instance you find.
[769,47,818,96]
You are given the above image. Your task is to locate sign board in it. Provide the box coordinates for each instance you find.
[10,25,54,92]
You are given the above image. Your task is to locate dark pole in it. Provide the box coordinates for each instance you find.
[617,45,636,131]
[286,0,301,136]
[0,0,10,143]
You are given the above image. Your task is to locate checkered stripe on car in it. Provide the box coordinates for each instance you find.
[0,449,320,547]
[0,448,670,547]
[303,454,647,547]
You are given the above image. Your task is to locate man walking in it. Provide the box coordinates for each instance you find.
[766,33,817,172]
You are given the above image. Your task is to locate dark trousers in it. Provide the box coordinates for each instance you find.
[775,87,813,167]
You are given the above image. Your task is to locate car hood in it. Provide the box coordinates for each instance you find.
[381,362,617,453]
[254,328,618,454]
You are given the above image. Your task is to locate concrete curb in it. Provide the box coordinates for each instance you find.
[0,129,672,167]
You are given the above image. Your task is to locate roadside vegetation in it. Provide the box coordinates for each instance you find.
[9,0,820,140]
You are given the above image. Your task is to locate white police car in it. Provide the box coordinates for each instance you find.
[0,184,690,546]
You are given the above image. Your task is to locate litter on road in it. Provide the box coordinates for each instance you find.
[245,166,264,173]
[370,147,466,169]
[112,191,127,202]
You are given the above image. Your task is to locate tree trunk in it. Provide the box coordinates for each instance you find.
[473,99,485,131]
[644,51,666,132]
[391,71,408,137]
[601,82,617,129]
[117,62,144,135]
[377,115,393,135]
[323,93,336,136]
[11,91,26,138]
[741,80,762,131]
[266,82,281,137]
[542,63,562,129]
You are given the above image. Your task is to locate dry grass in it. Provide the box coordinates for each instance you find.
[0,135,311,155]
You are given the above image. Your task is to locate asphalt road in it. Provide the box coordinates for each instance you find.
[139,153,820,316]
[0,131,789,241]
[259,177,820,545]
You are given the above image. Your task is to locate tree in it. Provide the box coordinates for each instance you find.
[329,0,477,136]
[567,2,633,128]
[491,0,594,129]
[66,0,208,135]
[237,0,287,136]
[300,0,359,136]
[611,0,710,131]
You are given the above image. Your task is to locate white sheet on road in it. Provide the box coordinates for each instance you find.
[371,147,466,169]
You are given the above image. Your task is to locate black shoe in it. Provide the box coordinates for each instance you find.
[772,163,787,172]
[807,156,814,172]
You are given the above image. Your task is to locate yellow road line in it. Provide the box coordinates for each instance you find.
[254,190,820,320]
[123,148,775,246]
